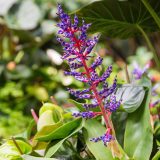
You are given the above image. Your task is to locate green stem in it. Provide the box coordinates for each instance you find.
[136,24,160,69]
[141,0,160,30]
[11,137,23,155]
[124,63,130,83]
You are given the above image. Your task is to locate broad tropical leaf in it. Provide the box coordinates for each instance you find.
[75,0,160,38]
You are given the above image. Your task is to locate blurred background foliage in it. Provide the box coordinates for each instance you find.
[0,0,160,139]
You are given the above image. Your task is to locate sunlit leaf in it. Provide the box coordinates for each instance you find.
[35,118,83,141]
[22,155,57,160]
[45,118,84,158]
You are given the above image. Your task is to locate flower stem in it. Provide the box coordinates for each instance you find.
[73,37,112,133]
[31,109,39,123]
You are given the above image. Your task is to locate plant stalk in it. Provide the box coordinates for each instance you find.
[11,137,23,155]
[124,63,130,83]
[136,24,160,69]
[73,33,113,131]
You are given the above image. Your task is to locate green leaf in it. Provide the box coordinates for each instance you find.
[75,0,160,38]
[0,140,32,160]
[152,151,160,160]
[83,119,114,160]
[37,103,64,131]
[22,155,57,160]
[116,84,145,113]
[16,120,36,140]
[112,112,128,147]
[68,99,85,111]
[37,110,62,131]
[45,118,84,158]
[124,80,153,160]
[6,0,41,30]
[39,103,63,116]
[35,118,83,141]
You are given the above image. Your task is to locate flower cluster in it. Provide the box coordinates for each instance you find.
[132,62,149,80]
[56,4,121,145]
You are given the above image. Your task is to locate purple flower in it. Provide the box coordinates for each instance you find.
[72,111,95,119]
[90,133,113,146]
[83,102,99,110]
[57,4,120,145]
[105,95,122,112]
[91,56,103,69]
[133,62,149,80]
[150,99,160,108]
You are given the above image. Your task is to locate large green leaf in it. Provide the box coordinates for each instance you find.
[35,118,83,141]
[124,80,153,160]
[75,0,160,38]
[45,118,84,158]
[83,119,114,160]
[116,84,145,113]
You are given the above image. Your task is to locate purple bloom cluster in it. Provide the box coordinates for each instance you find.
[133,62,149,80]
[90,133,113,146]
[72,111,95,119]
[56,4,121,145]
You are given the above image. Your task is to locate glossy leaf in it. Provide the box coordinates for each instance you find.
[45,118,84,157]
[35,118,83,141]
[75,0,160,38]
[37,103,63,131]
[68,99,85,112]
[22,155,57,160]
[116,84,145,113]
[39,103,63,116]
[83,119,114,160]
[0,140,32,160]
[37,110,62,131]
[35,121,63,141]
[124,80,153,160]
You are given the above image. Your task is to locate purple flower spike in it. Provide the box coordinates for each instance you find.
[90,133,113,146]
[100,65,113,82]
[72,111,95,119]
[83,103,99,110]
[105,95,121,112]
[133,62,149,80]
[69,62,83,69]
[57,4,121,146]
[91,56,103,69]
